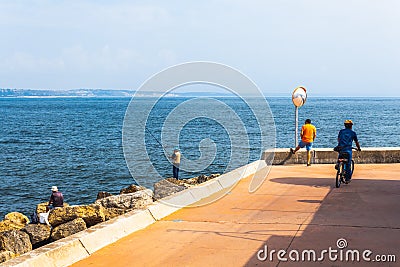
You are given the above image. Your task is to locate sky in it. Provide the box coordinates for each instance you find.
[0,0,399,96]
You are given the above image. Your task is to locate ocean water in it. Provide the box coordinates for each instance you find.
[0,97,399,218]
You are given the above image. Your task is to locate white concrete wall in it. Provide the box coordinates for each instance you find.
[266,148,400,165]
[1,160,270,267]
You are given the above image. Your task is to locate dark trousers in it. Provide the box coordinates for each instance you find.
[344,150,353,180]
[173,164,180,179]
[339,150,353,180]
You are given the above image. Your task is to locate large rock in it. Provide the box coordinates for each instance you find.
[184,177,199,185]
[0,221,17,233]
[186,174,220,184]
[96,189,153,210]
[4,212,30,227]
[35,202,48,214]
[197,174,208,184]
[165,178,186,186]
[0,230,32,256]
[48,204,105,227]
[103,208,129,221]
[208,173,220,179]
[153,179,187,200]
[0,212,30,232]
[0,250,16,264]
[120,184,146,194]
[22,224,51,246]
[78,204,105,227]
[36,202,69,214]
[96,191,113,200]
[153,174,221,200]
[51,218,87,241]
[197,173,220,183]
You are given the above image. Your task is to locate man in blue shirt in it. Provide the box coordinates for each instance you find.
[337,120,361,182]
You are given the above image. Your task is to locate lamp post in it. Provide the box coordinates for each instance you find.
[292,86,307,147]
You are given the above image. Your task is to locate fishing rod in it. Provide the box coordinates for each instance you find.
[144,126,171,154]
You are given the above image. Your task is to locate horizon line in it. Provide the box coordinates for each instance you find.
[1,88,400,98]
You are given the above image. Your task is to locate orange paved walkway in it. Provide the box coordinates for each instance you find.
[71,164,400,267]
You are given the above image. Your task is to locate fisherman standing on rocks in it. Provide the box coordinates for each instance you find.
[170,148,181,179]
[47,186,64,211]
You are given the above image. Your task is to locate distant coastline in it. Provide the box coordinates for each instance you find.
[1,89,400,98]
[0,89,136,98]
[0,89,230,98]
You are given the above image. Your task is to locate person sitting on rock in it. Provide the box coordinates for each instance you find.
[47,186,64,211]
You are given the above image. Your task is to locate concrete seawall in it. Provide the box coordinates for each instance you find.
[265,147,400,165]
[0,160,269,267]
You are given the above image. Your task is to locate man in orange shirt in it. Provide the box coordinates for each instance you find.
[290,119,317,166]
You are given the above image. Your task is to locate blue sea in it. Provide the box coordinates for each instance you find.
[1,97,399,218]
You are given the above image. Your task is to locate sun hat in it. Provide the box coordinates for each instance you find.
[51,186,58,192]
[344,119,353,125]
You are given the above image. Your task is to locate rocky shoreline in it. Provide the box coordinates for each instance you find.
[0,174,219,264]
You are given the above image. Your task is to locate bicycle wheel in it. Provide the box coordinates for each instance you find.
[351,160,355,174]
[340,162,346,183]
[335,163,342,188]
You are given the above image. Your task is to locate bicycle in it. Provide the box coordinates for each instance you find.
[334,147,357,188]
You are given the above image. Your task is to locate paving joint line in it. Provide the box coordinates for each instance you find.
[276,212,314,267]
[78,239,91,255]
[161,219,305,226]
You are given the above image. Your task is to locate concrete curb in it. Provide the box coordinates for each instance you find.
[147,190,197,220]
[188,180,224,202]
[1,160,266,267]
[266,147,400,165]
[79,209,156,254]
[0,232,90,267]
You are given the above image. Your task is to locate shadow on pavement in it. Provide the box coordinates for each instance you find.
[270,177,334,188]
[245,178,400,267]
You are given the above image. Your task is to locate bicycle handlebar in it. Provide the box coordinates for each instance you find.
[334,146,361,152]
